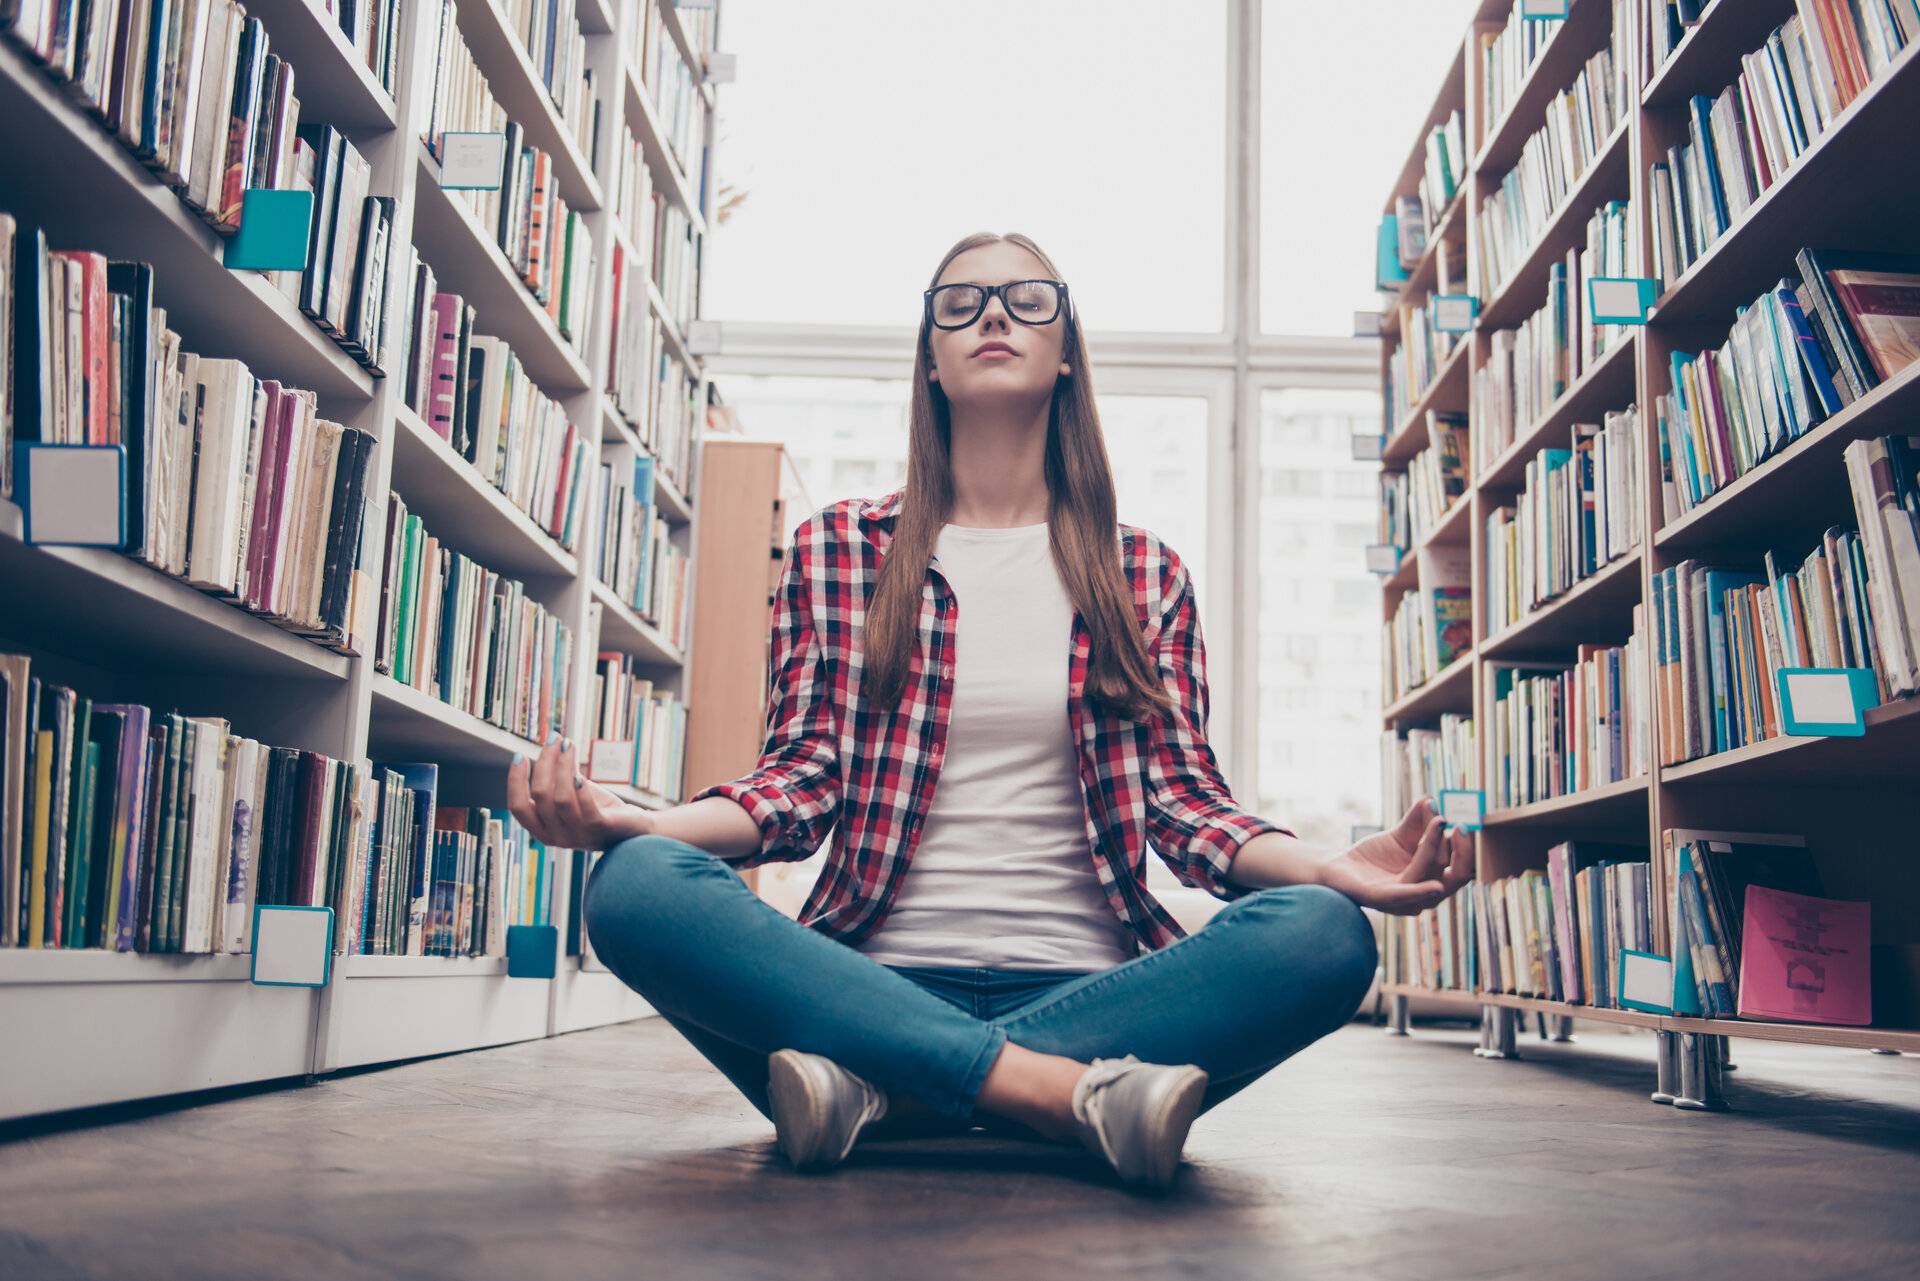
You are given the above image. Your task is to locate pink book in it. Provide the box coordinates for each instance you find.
[244,381,283,604]
[1737,885,1872,1026]
[257,393,299,612]
[428,293,461,438]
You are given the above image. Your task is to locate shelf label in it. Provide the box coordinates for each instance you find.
[251,905,334,987]
[14,443,126,547]
[1364,544,1402,576]
[1520,0,1570,18]
[1617,949,1674,1014]
[223,189,314,272]
[588,738,637,784]
[439,132,509,190]
[1432,294,1479,333]
[1436,788,1484,831]
[704,50,737,83]
[1350,431,1385,461]
[1587,276,1659,325]
[507,924,559,978]
[1352,309,1384,338]
[1776,667,1878,737]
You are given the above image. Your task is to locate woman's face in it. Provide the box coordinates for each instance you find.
[925,243,1069,408]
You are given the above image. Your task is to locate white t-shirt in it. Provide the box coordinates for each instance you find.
[855,520,1136,972]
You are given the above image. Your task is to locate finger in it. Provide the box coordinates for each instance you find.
[1398,816,1446,882]
[530,737,567,835]
[1443,827,1475,889]
[555,737,590,831]
[1369,880,1448,915]
[506,755,538,834]
[1392,797,1432,850]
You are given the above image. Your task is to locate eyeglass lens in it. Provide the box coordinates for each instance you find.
[930,281,1061,328]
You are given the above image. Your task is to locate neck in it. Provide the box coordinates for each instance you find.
[945,399,1051,527]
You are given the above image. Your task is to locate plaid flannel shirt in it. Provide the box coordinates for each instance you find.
[686,487,1291,956]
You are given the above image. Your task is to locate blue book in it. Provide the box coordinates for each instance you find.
[1774,283,1844,419]
[375,762,439,955]
[1377,215,1410,288]
[1670,844,1706,1016]
[1679,862,1736,1016]
[1703,570,1760,753]
[1687,95,1730,236]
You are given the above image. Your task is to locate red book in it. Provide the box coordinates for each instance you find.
[244,381,283,602]
[291,754,329,908]
[428,293,461,437]
[80,252,110,444]
[1826,267,1920,384]
[549,422,577,536]
[256,392,299,612]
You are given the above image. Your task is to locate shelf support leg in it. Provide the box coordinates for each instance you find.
[1474,1005,1519,1059]
[1386,992,1410,1036]
[1550,1014,1574,1042]
[1651,1031,1678,1104]
[1673,1032,1729,1111]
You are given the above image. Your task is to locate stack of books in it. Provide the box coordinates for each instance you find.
[584,652,687,802]
[1385,295,1466,434]
[1484,406,1645,633]
[1655,250,1920,523]
[1475,843,1652,1006]
[375,496,575,745]
[2,223,378,651]
[1380,714,1476,822]
[594,451,658,607]
[421,0,597,358]
[1382,887,1476,992]
[1843,434,1920,697]
[1477,3,1563,136]
[634,0,708,181]
[396,273,589,552]
[1404,412,1470,544]
[1383,583,1472,703]
[1646,0,1709,74]
[609,118,662,271]
[1647,6,1920,288]
[500,0,599,159]
[1487,618,1650,809]
[271,124,397,372]
[2,0,303,234]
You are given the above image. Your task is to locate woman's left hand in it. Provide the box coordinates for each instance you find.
[1316,796,1473,916]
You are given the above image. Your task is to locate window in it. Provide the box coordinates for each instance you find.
[1259,0,1483,336]
[706,0,1229,333]
[1263,467,1322,499]
[1255,387,1384,844]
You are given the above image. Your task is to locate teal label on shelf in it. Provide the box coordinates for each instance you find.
[1351,431,1385,462]
[1776,667,1878,737]
[1436,788,1484,831]
[1618,949,1674,1014]
[14,443,126,548]
[1364,544,1402,575]
[1432,294,1479,333]
[251,905,334,987]
[439,132,509,190]
[507,924,559,978]
[1519,0,1570,18]
[223,190,314,272]
[1587,276,1659,325]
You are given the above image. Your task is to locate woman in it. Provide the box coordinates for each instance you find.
[507,232,1473,1192]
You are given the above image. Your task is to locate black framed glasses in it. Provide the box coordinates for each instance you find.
[923,279,1071,330]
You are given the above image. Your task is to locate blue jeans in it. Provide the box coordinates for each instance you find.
[582,835,1378,1126]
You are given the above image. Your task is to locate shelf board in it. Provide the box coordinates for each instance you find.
[1383,648,1476,726]
[335,955,511,979]
[622,65,707,234]
[243,0,399,132]
[591,579,686,667]
[1479,990,1665,1029]
[0,504,354,681]
[0,949,255,984]
[1481,551,1641,659]
[1483,774,1649,829]
[1660,693,1920,785]
[1640,0,1800,110]
[447,0,603,210]
[1652,358,1920,555]
[1475,114,1630,332]
[1379,981,1480,1004]
[1476,332,1638,492]
[1661,1014,1920,1054]
[1383,337,1472,464]
[388,404,580,581]
[647,273,699,374]
[599,403,695,523]
[412,144,593,396]
[1472,0,1615,178]
[0,41,376,408]
[654,0,713,87]
[368,673,546,768]
[577,0,615,36]
[1383,498,1474,597]
[654,467,694,524]
[1650,45,1920,324]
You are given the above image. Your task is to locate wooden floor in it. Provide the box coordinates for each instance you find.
[3,1012,1917,1280]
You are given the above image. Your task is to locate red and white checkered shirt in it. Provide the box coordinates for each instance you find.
[687,487,1291,956]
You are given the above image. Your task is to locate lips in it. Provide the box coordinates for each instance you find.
[972,342,1018,358]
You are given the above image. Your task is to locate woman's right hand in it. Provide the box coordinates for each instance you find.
[507,736,656,850]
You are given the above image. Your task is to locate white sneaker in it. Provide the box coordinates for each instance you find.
[1069,1053,1209,1190]
[766,1049,890,1171]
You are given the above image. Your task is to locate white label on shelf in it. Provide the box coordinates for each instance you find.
[1364,544,1401,575]
[1520,0,1569,17]
[25,447,123,545]
[704,51,738,83]
[439,133,508,190]
[1438,789,1485,829]
[1432,294,1478,332]
[1619,952,1673,1010]
[1784,671,1858,725]
[1350,432,1384,461]
[589,739,637,784]
[252,907,333,986]
[1352,309,1383,338]
[1589,278,1651,321]
[685,319,723,355]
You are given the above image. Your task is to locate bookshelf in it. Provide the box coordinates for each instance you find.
[0,0,723,1120]
[1372,0,1920,1105]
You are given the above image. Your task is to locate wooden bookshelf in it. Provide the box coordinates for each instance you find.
[1371,0,1920,1096]
[0,0,724,1120]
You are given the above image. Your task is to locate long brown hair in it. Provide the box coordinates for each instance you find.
[862,232,1175,723]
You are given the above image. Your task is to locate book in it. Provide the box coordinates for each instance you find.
[1737,885,1871,1025]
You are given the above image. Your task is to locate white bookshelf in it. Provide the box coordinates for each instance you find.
[0,0,719,1121]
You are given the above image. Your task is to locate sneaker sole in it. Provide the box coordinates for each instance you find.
[1138,1066,1208,1190]
[767,1050,838,1171]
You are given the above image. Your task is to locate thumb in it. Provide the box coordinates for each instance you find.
[1393,797,1433,848]
[1367,880,1447,915]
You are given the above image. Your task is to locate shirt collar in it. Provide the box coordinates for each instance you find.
[857,488,905,527]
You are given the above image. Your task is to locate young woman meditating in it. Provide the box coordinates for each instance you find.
[507,232,1473,1192]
